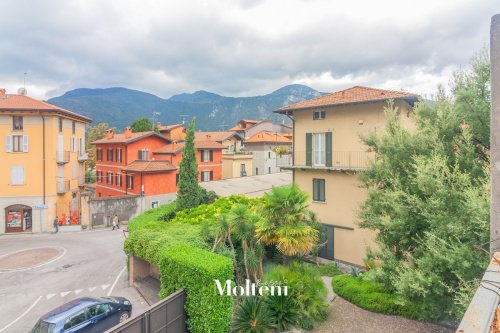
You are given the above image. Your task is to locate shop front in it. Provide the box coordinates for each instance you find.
[5,205,32,233]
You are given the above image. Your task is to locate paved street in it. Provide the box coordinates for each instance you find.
[0,229,148,333]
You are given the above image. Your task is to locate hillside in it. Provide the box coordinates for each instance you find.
[47,84,325,131]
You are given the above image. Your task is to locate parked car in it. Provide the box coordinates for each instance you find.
[30,296,132,333]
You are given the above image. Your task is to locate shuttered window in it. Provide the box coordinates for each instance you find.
[313,179,325,202]
[138,149,149,161]
[8,135,28,153]
[11,166,24,185]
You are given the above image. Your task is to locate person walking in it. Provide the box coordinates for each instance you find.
[53,216,59,233]
[112,214,120,230]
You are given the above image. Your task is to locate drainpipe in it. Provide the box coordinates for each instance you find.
[491,14,500,255]
[40,112,46,205]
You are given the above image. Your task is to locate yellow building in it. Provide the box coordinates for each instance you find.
[275,86,418,267]
[0,88,91,233]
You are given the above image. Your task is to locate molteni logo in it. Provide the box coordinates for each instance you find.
[215,279,288,297]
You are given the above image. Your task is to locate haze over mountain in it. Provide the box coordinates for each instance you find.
[47,84,325,131]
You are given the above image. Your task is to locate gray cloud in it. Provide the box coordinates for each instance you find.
[0,0,497,99]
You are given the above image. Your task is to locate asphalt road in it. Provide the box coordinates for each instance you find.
[0,229,148,333]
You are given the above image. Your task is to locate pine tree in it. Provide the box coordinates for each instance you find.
[176,118,201,210]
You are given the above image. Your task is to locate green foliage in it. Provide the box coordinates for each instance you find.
[200,187,218,205]
[332,274,424,320]
[130,116,153,132]
[264,295,299,331]
[232,297,275,333]
[86,122,116,170]
[264,262,328,330]
[126,202,176,233]
[177,118,201,211]
[313,263,343,277]
[159,245,234,333]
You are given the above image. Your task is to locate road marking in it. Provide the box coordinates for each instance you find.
[0,296,42,332]
[0,246,67,273]
[107,266,126,296]
[60,291,71,297]
[88,286,97,292]
[101,284,110,290]
[74,289,83,294]
[46,293,56,300]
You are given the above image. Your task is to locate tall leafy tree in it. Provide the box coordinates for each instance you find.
[130,117,153,132]
[86,122,116,170]
[176,118,201,211]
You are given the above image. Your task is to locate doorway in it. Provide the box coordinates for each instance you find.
[5,205,32,233]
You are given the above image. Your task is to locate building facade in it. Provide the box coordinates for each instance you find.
[244,131,292,175]
[0,89,91,233]
[275,86,418,267]
[229,119,292,139]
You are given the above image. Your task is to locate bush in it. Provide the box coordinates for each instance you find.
[159,245,234,333]
[127,202,176,233]
[264,295,298,331]
[232,297,275,333]
[264,262,328,330]
[313,263,343,277]
[332,274,424,320]
[200,187,218,205]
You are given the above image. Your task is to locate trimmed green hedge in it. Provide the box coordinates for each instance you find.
[332,275,423,320]
[126,201,177,233]
[159,245,234,333]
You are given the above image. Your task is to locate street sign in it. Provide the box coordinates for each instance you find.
[32,205,48,210]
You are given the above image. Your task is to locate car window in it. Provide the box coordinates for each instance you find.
[31,320,56,333]
[63,310,89,330]
[88,303,112,317]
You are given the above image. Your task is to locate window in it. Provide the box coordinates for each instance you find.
[116,173,122,187]
[8,135,28,152]
[96,148,103,161]
[88,303,112,317]
[79,138,83,153]
[59,118,63,132]
[71,136,76,152]
[116,148,122,163]
[255,168,258,175]
[11,167,24,185]
[107,148,114,162]
[72,164,77,179]
[138,149,149,161]
[313,179,326,202]
[201,170,212,182]
[268,167,271,174]
[240,164,246,172]
[313,133,326,166]
[107,172,113,185]
[201,150,213,162]
[127,175,134,189]
[268,151,271,159]
[152,201,159,208]
[72,121,76,134]
[63,310,88,330]
[12,116,23,131]
[176,173,179,185]
[96,171,101,183]
[313,111,326,120]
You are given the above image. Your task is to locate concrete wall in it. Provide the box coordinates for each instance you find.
[245,143,292,175]
[221,153,253,179]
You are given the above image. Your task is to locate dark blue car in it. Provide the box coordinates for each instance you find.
[30,296,132,333]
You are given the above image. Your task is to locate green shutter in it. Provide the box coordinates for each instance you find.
[326,132,332,167]
[210,170,214,180]
[306,133,312,166]
[210,150,213,162]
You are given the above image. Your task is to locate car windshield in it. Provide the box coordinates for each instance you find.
[31,320,55,333]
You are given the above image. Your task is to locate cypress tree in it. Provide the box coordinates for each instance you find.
[176,118,201,210]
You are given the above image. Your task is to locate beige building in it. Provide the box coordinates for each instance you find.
[275,86,418,267]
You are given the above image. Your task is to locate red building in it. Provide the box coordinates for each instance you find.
[92,127,224,197]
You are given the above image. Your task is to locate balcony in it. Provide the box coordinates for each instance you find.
[57,151,70,164]
[78,151,88,162]
[279,151,375,171]
[57,179,70,194]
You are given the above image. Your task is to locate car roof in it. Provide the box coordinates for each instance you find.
[41,297,105,323]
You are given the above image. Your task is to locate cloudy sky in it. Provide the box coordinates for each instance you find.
[0,0,497,100]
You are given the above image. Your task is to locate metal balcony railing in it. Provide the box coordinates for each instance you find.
[57,151,70,164]
[57,179,70,194]
[78,151,88,162]
[282,151,375,170]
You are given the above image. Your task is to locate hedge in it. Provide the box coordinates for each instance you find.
[159,245,234,333]
[332,275,424,320]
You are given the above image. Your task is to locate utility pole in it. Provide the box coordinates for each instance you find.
[491,14,500,255]
[179,115,190,126]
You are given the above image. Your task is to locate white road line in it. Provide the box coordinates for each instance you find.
[107,266,126,296]
[46,293,56,300]
[0,296,42,332]
[88,286,97,292]
[101,284,110,290]
[60,291,71,297]
[74,289,83,294]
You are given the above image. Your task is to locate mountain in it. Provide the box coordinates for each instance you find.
[47,84,325,131]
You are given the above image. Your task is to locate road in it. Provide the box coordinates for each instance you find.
[0,229,148,333]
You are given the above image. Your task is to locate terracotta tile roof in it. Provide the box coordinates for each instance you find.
[154,140,225,154]
[157,124,183,131]
[276,86,420,112]
[92,131,171,145]
[195,131,242,142]
[0,93,92,122]
[122,160,177,173]
[229,119,263,131]
[244,131,292,144]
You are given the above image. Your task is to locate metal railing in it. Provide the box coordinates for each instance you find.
[57,179,70,194]
[282,151,375,170]
[57,151,70,164]
[105,289,187,333]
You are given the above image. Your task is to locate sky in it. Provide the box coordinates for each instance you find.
[0,0,497,100]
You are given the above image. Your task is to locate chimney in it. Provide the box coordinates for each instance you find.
[206,134,212,140]
[0,88,5,95]
[156,121,161,129]
[106,129,114,139]
[124,127,132,139]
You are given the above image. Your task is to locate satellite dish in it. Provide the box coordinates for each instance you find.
[17,87,27,95]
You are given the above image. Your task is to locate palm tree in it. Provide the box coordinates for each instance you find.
[256,184,319,264]
[231,297,275,333]
[229,204,256,280]
[212,214,240,281]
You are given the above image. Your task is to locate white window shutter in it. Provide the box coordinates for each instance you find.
[23,135,28,152]
[19,167,24,184]
[11,167,24,185]
[6,135,12,152]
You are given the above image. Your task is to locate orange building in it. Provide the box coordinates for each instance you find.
[156,123,186,141]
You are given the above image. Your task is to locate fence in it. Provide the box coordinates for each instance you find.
[105,289,187,333]
[282,151,375,170]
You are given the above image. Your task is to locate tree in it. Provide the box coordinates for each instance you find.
[256,184,319,264]
[358,53,490,319]
[86,122,116,170]
[130,117,153,132]
[176,118,201,211]
[229,204,258,280]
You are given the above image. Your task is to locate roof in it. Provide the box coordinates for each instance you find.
[0,93,92,123]
[244,131,292,144]
[195,131,242,142]
[157,124,183,132]
[275,86,420,113]
[92,131,171,145]
[229,119,263,131]
[154,140,225,154]
[41,297,104,323]
[122,160,177,173]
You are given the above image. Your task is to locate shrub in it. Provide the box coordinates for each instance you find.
[126,201,176,232]
[314,263,343,277]
[264,262,328,330]
[200,187,218,205]
[159,245,234,333]
[332,274,424,320]
[264,295,298,331]
[232,297,275,333]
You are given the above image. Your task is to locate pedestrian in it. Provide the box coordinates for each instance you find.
[53,216,59,233]
[112,214,120,230]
